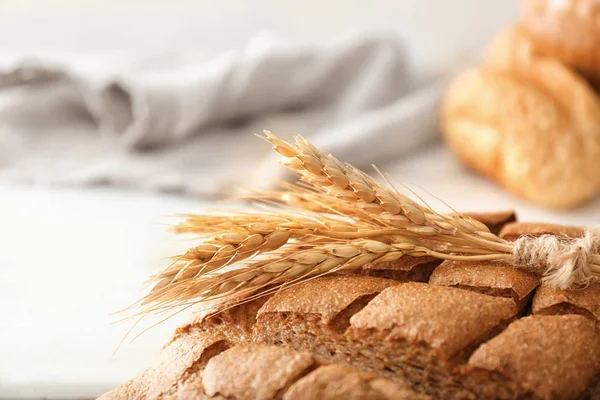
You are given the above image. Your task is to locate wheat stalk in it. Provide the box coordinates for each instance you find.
[172,211,367,235]
[260,132,509,243]
[244,182,390,226]
[142,239,417,314]
[133,132,600,318]
[147,211,387,299]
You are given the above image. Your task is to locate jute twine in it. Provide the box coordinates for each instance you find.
[512,229,600,289]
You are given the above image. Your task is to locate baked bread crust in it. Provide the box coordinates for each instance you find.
[442,25,600,208]
[499,221,585,241]
[202,344,315,400]
[533,283,600,320]
[338,255,441,282]
[468,314,600,400]
[283,364,427,400]
[99,330,230,399]
[102,217,600,399]
[520,0,600,81]
[346,282,516,361]
[103,340,427,400]
[257,274,397,329]
[429,260,539,309]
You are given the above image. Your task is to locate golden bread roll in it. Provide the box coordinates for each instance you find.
[442,26,600,208]
[520,0,600,81]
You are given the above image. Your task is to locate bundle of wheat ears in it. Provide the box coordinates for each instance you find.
[135,131,600,319]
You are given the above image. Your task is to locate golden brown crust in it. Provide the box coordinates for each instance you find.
[259,274,398,326]
[499,222,585,241]
[99,330,230,400]
[429,260,539,302]
[520,0,600,80]
[202,345,315,400]
[106,342,424,400]
[340,256,441,282]
[442,25,600,209]
[532,283,600,321]
[283,364,429,400]
[254,276,521,397]
[468,315,600,400]
[104,273,600,399]
[348,282,517,359]
[341,212,515,281]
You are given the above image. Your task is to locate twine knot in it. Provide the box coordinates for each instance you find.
[511,229,600,289]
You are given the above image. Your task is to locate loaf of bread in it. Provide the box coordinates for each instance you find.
[442,23,600,209]
[101,214,600,400]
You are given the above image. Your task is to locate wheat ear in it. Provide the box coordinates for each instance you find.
[260,131,485,230]
[133,132,600,319]
[260,131,517,251]
[142,239,412,314]
[146,211,385,302]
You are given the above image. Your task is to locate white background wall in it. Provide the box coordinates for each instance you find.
[0,0,520,72]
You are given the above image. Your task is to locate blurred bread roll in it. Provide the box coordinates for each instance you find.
[520,0,600,81]
[441,26,600,208]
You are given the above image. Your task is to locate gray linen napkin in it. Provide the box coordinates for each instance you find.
[0,33,444,196]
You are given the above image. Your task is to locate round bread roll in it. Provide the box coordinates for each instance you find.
[520,0,600,81]
[441,26,600,209]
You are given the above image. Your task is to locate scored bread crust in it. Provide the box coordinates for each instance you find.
[467,314,600,400]
[102,217,600,400]
[429,260,539,310]
[533,283,600,321]
[282,364,426,400]
[344,282,516,361]
[257,274,397,330]
[201,344,315,400]
[499,221,585,241]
